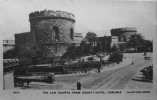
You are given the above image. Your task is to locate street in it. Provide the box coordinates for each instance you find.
[18,53,153,90]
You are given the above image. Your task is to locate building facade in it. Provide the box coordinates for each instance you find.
[3,40,15,53]
[110,27,137,46]
[74,33,83,46]
[15,10,78,58]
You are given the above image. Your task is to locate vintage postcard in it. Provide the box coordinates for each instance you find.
[1,0,156,100]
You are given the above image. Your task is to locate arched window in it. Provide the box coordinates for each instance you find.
[70,28,74,40]
[123,35,126,42]
[53,26,59,40]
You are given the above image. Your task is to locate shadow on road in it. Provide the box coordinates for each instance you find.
[132,77,153,83]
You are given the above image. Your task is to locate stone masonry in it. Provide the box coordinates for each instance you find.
[29,10,75,57]
[111,27,137,42]
[15,10,76,57]
[110,27,137,46]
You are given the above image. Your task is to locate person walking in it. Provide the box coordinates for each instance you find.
[77,82,81,90]
[132,61,134,65]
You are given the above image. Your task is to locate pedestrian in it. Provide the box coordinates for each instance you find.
[132,61,133,65]
[144,52,147,56]
[98,68,100,73]
[77,82,81,90]
[48,73,54,84]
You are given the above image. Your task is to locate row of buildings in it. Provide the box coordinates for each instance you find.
[3,10,137,56]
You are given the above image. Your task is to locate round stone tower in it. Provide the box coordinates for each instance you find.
[29,10,75,57]
[111,27,137,42]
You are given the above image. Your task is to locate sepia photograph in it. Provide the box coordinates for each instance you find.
[1,0,156,99]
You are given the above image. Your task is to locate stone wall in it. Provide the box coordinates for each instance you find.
[15,32,34,53]
[74,33,83,46]
[30,19,75,43]
[15,10,77,58]
[40,43,72,57]
[111,27,137,42]
[29,10,75,57]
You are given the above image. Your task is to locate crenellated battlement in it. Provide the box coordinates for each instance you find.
[111,27,137,33]
[15,32,30,35]
[15,32,30,38]
[29,10,75,21]
[15,32,33,41]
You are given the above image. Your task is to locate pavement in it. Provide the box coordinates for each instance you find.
[101,56,132,72]
[55,55,132,77]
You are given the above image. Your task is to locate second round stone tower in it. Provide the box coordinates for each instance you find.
[29,10,75,57]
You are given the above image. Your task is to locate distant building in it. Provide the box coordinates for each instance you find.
[74,33,83,46]
[111,36,119,47]
[110,27,137,46]
[3,40,15,52]
[14,10,138,59]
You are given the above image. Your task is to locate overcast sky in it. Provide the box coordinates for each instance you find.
[0,0,156,40]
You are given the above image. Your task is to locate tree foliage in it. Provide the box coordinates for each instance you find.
[118,43,126,53]
[93,36,111,54]
[137,39,153,52]
[18,44,44,65]
[109,45,123,63]
[62,40,92,60]
[126,33,153,52]
[101,36,111,53]
[109,50,123,63]
[85,32,97,46]
[126,33,144,52]
[110,44,119,52]
[3,48,17,59]
[62,45,77,59]
[63,32,112,60]
[80,40,92,55]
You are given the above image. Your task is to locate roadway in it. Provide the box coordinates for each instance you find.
[16,53,153,90]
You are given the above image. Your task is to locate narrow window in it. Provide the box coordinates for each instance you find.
[70,28,74,40]
[53,26,59,40]
[33,27,38,41]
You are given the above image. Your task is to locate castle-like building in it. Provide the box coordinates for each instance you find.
[15,10,83,58]
[15,10,137,59]
[110,27,137,46]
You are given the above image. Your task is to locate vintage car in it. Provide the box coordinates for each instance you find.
[140,65,153,81]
